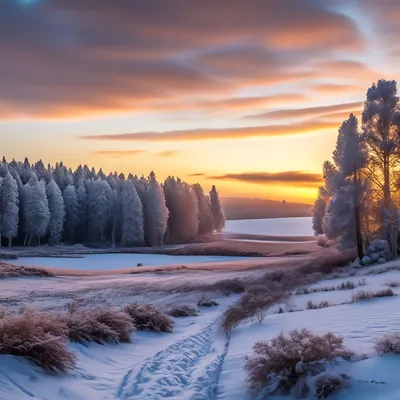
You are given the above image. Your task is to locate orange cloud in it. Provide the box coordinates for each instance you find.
[80,120,338,142]
[245,101,363,120]
[209,171,323,187]
[156,150,181,157]
[92,150,147,158]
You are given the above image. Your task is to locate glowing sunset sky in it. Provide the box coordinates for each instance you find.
[1,0,399,202]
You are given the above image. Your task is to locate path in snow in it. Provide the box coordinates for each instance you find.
[118,322,230,400]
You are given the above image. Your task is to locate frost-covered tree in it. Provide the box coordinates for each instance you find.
[46,179,65,245]
[324,115,367,257]
[362,80,400,259]
[86,178,110,243]
[312,187,328,235]
[76,181,88,243]
[23,174,50,245]
[144,172,168,246]
[164,177,199,242]
[0,172,19,247]
[121,180,144,246]
[193,184,214,235]
[209,185,225,232]
[63,185,78,244]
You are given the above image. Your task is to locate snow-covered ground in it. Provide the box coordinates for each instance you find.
[224,217,313,237]
[2,262,400,399]
[5,253,253,270]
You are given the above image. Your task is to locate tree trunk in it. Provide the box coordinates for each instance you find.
[8,237,12,247]
[353,172,364,260]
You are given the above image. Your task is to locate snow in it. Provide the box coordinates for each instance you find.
[224,217,313,236]
[3,262,400,399]
[5,253,252,270]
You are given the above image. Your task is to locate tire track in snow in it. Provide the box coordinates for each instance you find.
[118,322,230,400]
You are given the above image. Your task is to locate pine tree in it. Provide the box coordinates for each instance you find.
[193,183,214,234]
[46,179,65,245]
[63,185,78,244]
[209,185,225,232]
[144,172,168,246]
[121,180,144,246]
[0,172,19,247]
[23,174,50,245]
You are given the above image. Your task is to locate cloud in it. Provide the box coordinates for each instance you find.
[245,101,363,120]
[80,120,338,142]
[209,171,323,187]
[92,149,147,158]
[188,173,205,177]
[0,0,364,118]
[312,84,364,95]
[156,150,180,157]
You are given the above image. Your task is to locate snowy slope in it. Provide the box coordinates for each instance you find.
[2,267,400,399]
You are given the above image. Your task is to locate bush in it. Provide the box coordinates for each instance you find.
[316,235,330,248]
[307,301,329,310]
[65,306,135,344]
[375,332,400,355]
[0,309,76,374]
[197,295,219,307]
[123,303,174,332]
[220,289,288,332]
[337,281,355,290]
[168,305,199,317]
[315,373,350,399]
[386,281,400,288]
[212,278,246,295]
[351,289,394,302]
[244,329,354,396]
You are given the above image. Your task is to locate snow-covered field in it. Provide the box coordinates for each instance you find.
[3,261,400,399]
[6,253,252,271]
[224,217,313,237]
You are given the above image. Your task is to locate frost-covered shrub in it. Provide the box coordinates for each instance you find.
[378,258,386,264]
[317,235,330,247]
[123,303,174,332]
[351,289,394,302]
[307,300,329,310]
[0,309,76,374]
[375,332,400,355]
[65,306,134,344]
[337,281,355,290]
[168,305,199,317]
[213,278,246,295]
[220,290,287,332]
[0,263,53,278]
[362,256,372,265]
[315,372,350,399]
[244,329,353,396]
[197,295,219,307]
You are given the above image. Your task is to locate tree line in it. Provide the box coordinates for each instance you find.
[0,159,225,247]
[312,79,400,263]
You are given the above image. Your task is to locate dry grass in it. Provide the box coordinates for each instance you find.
[168,305,199,317]
[244,329,354,396]
[123,303,175,332]
[296,286,335,295]
[212,278,246,295]
[0,308,76,374]
[306,301,329,310]
[65,305,134,344]
[351,289,394,303]
[375,332,400,355]
[0,262,53,278]
[337,281,355,290]
[197,296,219,307]
[220,289,288,333]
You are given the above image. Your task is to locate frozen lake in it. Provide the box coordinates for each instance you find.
[224,217,313,237]
[7,253,251,271]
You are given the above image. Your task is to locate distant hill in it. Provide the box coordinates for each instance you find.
[221,197,313,220]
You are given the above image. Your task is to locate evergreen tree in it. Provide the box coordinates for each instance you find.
[193,183,214,234]
[63,185,78,244]
[23,174,50,245]
[121,180,144,246]
[209,185,225,232]
[46,179,65,245]
[0,172,19,247]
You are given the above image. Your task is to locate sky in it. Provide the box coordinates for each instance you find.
[1,0,400,203]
